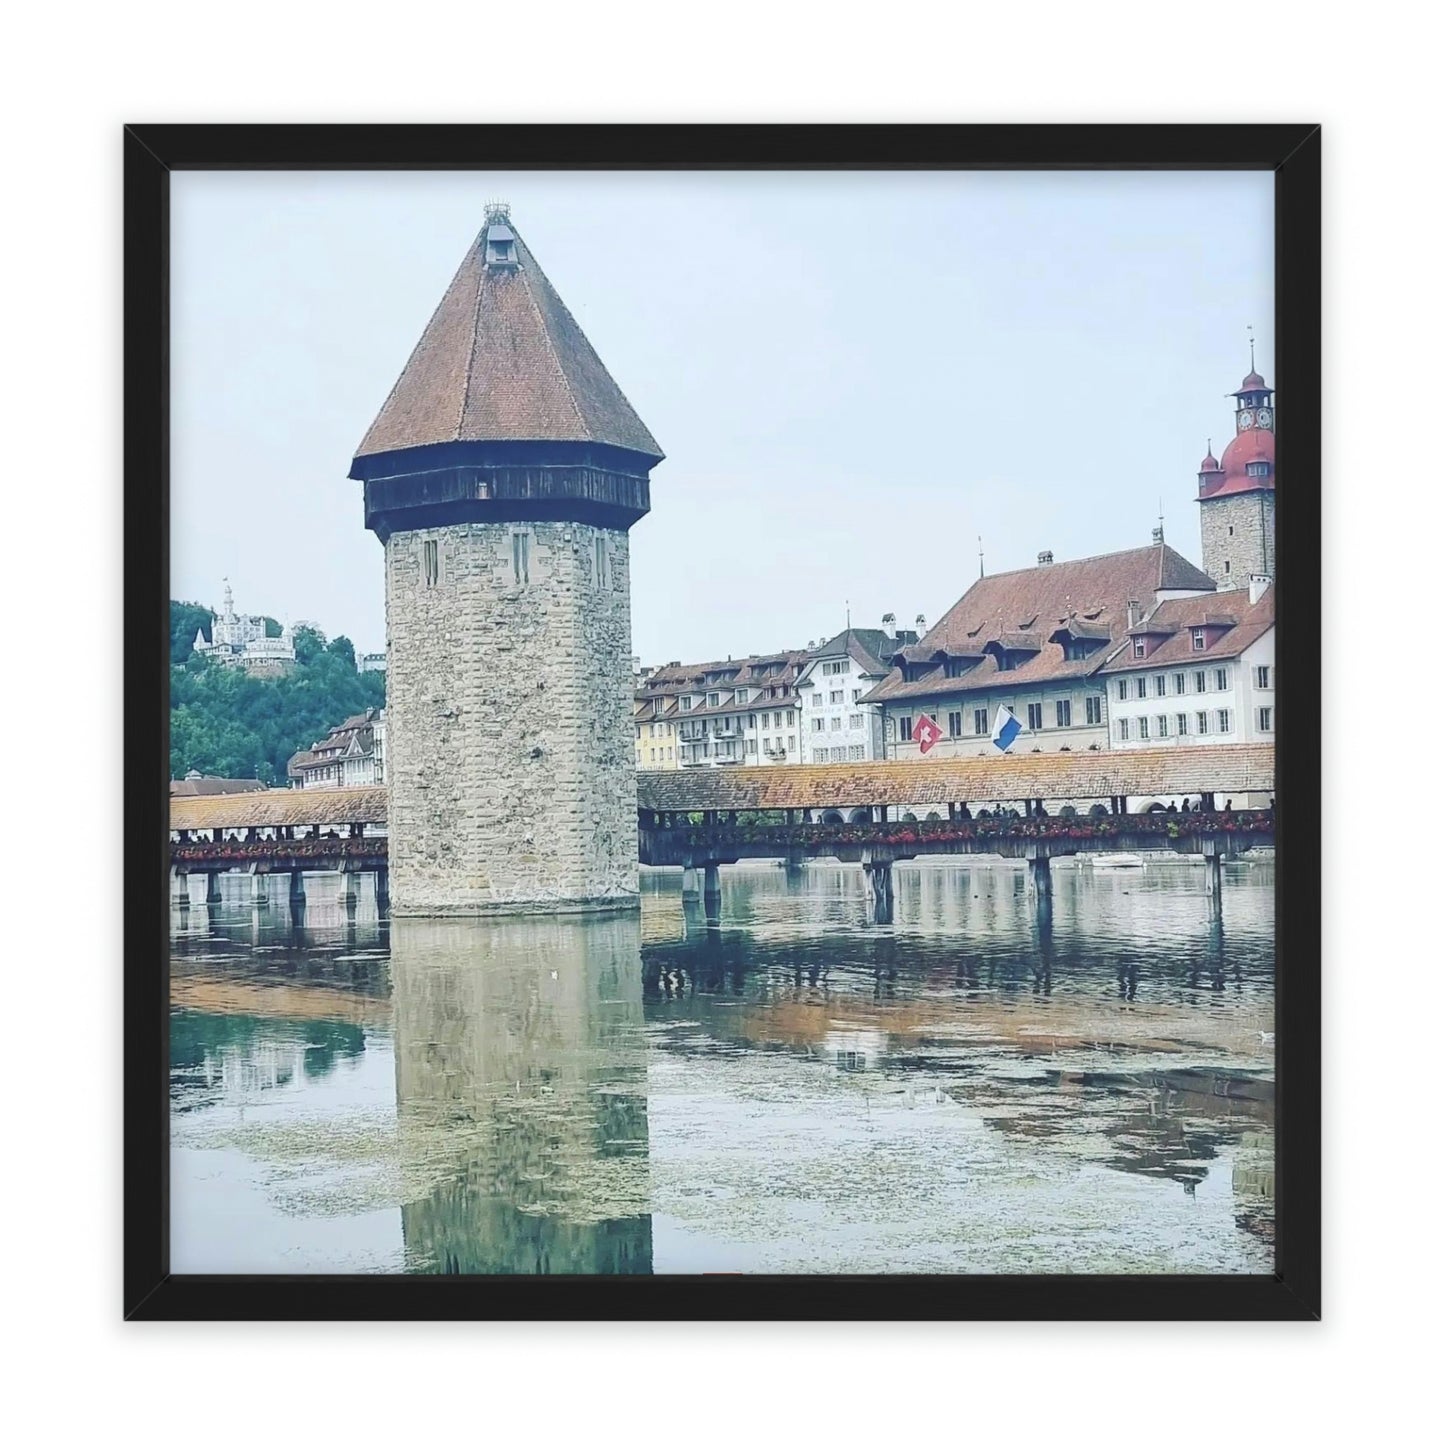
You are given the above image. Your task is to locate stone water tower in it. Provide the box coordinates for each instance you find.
[350,205,663,914]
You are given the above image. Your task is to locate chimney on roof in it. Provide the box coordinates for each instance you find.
[1037,550,1054,566]
[882,612,896,639]
[1126,599,1143,629]
[1248,574,1271,605]
[915,614,927,633]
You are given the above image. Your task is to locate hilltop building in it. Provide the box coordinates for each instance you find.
[1197,355,1277,587]
[288,708,387,788]
[191,581,296,674]
[865,542,1217,758]
[351,204,663,913]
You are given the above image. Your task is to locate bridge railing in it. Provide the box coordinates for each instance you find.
[171,836,387,866]
[641,809,1273,852]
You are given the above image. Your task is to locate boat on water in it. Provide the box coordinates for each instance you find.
[1089,852,1145,869]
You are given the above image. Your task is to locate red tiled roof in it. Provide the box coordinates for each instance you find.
[864,544,1215,704]
[1101,585,1274,673]
[355,219,662,461]
[1203,427,1275,498]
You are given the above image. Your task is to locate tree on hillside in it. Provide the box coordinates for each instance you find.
[170,600,214,666]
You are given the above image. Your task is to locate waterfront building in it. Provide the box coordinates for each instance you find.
[865,542,1217,758]
[636,652,810,767]
[287,707,386,788]
[633,677,680,771]
[1197,356,1277,587]
[795,624,907,763]
[169,772,267,797]
[191,580,297,674]
[1098,576,1275,753]
[350,204,663,913]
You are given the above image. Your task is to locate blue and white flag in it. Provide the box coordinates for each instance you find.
[991,704,1022,753]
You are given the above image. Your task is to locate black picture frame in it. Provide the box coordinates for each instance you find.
[126,123,1321,1322]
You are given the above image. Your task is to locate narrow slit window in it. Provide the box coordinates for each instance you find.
[512,531,531,585]
[422,539,439,587]
[595,536,608,588]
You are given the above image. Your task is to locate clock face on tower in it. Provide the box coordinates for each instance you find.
[1238,410,1255,429]
[1255,407,1272,429]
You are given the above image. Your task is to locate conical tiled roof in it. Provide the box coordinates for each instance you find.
[355,213,663,462]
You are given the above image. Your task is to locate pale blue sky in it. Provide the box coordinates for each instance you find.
[171,170,1272,662]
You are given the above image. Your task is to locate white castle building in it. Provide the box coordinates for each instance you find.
[192,581,296,673]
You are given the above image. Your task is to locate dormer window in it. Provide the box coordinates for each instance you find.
[1246,461,1270,478]
[1191,628,1206,651]
[1132,639,1146,658]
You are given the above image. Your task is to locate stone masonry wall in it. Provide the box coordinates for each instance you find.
[384,520,638,914]
[1200,491,1275,587]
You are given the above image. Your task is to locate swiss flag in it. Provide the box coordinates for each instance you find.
[914,714,942,754]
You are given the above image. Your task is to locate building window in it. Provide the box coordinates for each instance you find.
[1255,665,1271,689]
[1118,718,1130,742]
[1228,525,1235,536]
[512,531,530,585]
[594,536,608,587]
[812,716,824,732]
[748,714,756,729]
[974,708,988,736]
[829,690,844,704]
[1194,671,1207,692]
[680,697,692,711]
[1117,680,1128,701]
[1156,715,1169,738]
[848,745,864,761]
[1217,708,1232,733]
[1258,706,1273,732]
[852,688,862,702]
[746,737,757,754]
[1027,702,1044,730]
[812,693,822,707]
[1191,629,1205,651]
[814,749,829,764]
[850,713,865,730]
[422,539,439,587]
[830,716,842,731]
[1139,716,1150,740]
[948,710,962,737]
[1173,672,1186,695]
[1153,675,1166,697]
[1197,711,1209,735]
[1135,677,1147,700]
[1215,667,1229,691]
[1085,696,1102,726]
[901,716,914,741]
[787,736,794,751]
[1133,640,1146,658]
[1176,712,1189,735]
[1056,699,1072,728]
[708,692,720,707]
[1224,560,1232,576]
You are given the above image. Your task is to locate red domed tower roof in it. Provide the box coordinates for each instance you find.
[1234,369,1269,395]
[1198,442,1221,473]
[1208,424,1275,497]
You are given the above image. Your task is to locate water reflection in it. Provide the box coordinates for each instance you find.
[391,915,652,1275]
[170,858,1275,1274]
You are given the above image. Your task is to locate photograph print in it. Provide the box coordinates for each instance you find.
[152,145,1308,1304]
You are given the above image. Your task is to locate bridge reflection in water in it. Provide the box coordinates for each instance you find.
[391,915,653,1275]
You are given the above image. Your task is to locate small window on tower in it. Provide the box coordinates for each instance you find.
[512,531,531,585]
[595,536,608,588]
[422,539,439,587]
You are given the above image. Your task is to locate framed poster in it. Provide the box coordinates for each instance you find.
[126,123,1320,1320]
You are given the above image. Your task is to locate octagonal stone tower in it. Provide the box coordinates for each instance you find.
[351,206,663,915]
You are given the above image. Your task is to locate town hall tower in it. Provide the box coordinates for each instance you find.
[351,207,663,915]
[1197,356,1277,588]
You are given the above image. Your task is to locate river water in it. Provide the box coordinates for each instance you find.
[170,858,1275,1275]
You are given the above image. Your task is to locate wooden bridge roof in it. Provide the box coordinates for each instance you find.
[170,785,388,831]
[636,744,1274,812]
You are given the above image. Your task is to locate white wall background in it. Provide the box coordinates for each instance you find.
[2,2,1431,1441]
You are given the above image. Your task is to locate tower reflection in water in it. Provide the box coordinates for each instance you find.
[390,913,653,1275]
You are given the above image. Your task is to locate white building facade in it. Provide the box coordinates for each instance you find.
[192,580,296,673]
[795,627,897,763]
